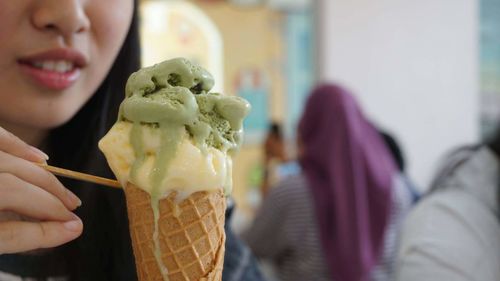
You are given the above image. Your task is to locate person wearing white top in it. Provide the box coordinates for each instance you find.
[397,146,500,281]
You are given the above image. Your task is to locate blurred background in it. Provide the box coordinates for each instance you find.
[138,0,499,232]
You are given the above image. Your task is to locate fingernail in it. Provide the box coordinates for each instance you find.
[63,217,82,232]
[30,146,49,161]
[66,189,82,207]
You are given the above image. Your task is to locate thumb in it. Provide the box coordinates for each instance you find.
[0,217,83,254]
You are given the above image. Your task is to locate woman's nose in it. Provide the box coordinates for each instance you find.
[31,0,90,39]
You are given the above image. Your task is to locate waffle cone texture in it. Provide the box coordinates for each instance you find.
[124,183,226,281]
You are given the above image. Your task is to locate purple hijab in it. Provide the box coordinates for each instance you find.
[298,84,396,281]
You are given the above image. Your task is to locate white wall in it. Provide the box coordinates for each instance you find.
[316,0,479,189]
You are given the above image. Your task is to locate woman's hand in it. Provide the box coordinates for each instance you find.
[0,127,83,254]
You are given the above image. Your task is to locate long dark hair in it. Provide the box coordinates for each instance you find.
[46,2,141,280]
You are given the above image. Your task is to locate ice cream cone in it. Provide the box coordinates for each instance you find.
[124,183,226,281]
[98,58,250,281]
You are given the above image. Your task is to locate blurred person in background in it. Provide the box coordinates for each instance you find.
[242,84,415,281]
[397,130,500,280]
[379,132,420,203]
[261,122,288,197]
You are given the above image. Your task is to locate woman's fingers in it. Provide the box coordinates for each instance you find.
[0,156,83,254]
[0,173,77,222]
[0,173,83,254]
[0,127,79,210]
[0,151,81,210]
[0,127,48,163]
[0,127,83,254]
[0,219,83,254]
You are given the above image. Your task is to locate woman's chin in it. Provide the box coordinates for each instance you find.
[22,111,80,130]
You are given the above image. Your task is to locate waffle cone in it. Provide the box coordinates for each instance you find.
[124,183,226,281]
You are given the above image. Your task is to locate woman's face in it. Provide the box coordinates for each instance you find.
[0,0,133,130]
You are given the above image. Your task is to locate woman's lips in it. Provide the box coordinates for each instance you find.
[19,63,81,90]
[17,48,87,91]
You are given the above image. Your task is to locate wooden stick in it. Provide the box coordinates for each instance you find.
[36,163,122,189]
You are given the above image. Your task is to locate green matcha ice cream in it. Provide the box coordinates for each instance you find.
[100,57,250,199]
